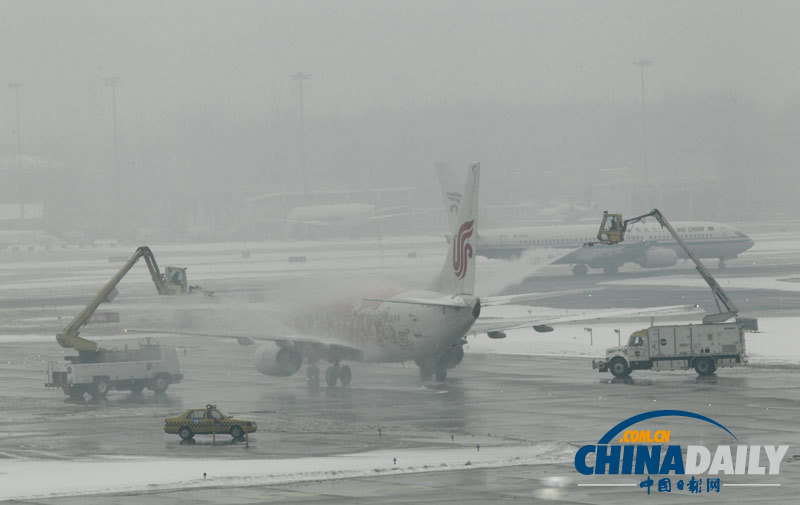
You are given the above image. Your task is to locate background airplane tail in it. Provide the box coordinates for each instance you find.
[433,162,479,295]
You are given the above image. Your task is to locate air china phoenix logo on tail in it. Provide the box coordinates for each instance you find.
[453,220,474,280]
[447,192,462,215]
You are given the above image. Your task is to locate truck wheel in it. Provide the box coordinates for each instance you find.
[93,378,109,397]
[695,357,715,376]
[178,426,194,440]
[572,264,589,276]
[230,426,244,439]
[609,357,631,377]
[152,376,169,393]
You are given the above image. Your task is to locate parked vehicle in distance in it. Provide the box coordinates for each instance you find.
[164,405,257,440]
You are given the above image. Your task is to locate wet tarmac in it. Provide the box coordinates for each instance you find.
[4,350,800,504]
[2,232,800,503]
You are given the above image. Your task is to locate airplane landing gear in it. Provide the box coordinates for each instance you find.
[324,364,352,387]
[339,365,352,386]
[325,364,339,386]
[418,361,448,382]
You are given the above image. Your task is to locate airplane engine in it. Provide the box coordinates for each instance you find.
[254,344,302,376]
[638,247,679,269]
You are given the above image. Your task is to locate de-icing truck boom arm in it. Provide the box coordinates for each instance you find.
[595,209,739,324]
[56,246,174,352]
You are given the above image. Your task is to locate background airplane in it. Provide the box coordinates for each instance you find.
[245,189,414,239]
[0,230,59,250]
[436,163,754,275]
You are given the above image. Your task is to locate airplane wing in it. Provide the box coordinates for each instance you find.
[124,328,362,356]
[361,296,473,307]
[551,241,654,265]
[362,289,591,308]
[469,304,704,335]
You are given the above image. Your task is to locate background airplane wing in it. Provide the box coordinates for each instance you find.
[469,304,704,335]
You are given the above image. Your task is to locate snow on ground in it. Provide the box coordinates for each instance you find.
[467,309,800,366]
[0,442,574,501]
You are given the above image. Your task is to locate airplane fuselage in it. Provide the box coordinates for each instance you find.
[288,290,479,364]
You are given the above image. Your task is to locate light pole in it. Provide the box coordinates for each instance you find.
[8,82,24,218]
[584,327,593,346]
[291,72,311,195]
[105,77,121,221]
[8,82,22,170]
[634,58,652,184]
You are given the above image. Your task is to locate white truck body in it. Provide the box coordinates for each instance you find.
[593,323,747,377]
[47,346,182,397]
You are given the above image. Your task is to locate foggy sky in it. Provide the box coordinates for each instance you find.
[3,0,798,114]
[1,0,799,218]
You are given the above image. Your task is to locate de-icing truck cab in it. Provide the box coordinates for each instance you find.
[593,323,748,377]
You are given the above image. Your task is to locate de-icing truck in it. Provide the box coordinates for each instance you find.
[46,246,211,398]
[589,209,757,377]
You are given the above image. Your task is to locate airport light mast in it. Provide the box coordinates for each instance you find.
[292,72,312,196]
[634,58,652,184]
[105,76,121,223]
[8,81,24,218]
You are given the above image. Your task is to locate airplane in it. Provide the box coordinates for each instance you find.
[535,202,599,224]
[132,163,699,385]
[0,230,59,250]
[245,189,414,239]
[435,164,754,276]
[284,203,408,236]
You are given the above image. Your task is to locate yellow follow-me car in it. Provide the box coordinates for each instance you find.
[164,405,257,440]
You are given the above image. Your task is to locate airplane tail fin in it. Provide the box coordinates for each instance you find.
[433,162,479,295]
[435,162,464,231]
